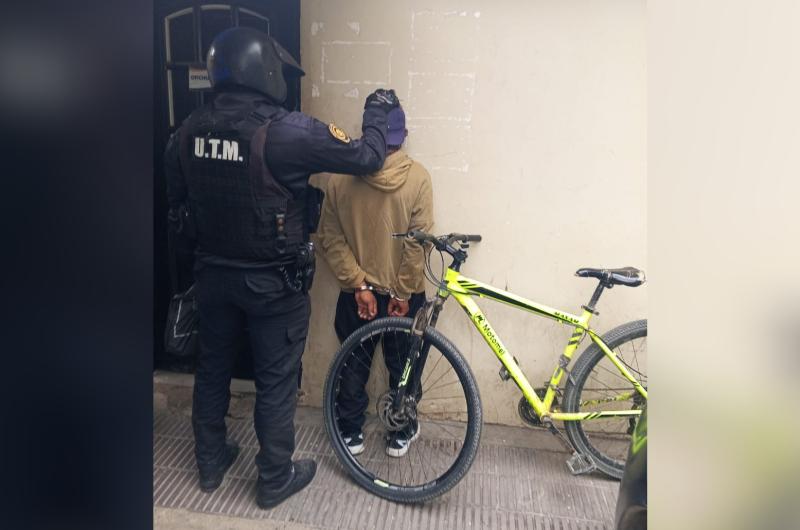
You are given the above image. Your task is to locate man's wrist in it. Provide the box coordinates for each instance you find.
[389,289,408,302]
[357,282,374,292]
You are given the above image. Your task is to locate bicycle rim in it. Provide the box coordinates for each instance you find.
[323,317,482,501]
[567,321,647,475]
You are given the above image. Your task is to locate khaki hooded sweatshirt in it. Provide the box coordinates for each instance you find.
[316,150,434,299]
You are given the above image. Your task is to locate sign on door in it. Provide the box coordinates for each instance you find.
[188,67,211,90]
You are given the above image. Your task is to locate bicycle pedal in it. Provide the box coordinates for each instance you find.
[566,452,597,475]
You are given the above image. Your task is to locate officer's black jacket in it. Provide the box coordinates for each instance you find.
[165,89,389,268]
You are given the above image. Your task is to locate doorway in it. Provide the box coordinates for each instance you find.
[153,0,301,374]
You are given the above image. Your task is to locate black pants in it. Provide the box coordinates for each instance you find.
[193,265,309,487]
[334,291,426,435]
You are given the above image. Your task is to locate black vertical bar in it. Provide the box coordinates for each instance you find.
[157,11,168,131]
[193,4,203,109]
[193,4,202,61]
[230,3,240,114]
[586,282,606,312]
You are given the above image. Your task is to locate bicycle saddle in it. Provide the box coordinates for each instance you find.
[575,267,646,287]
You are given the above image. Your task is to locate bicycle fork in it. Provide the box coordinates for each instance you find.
[390,296,445,414]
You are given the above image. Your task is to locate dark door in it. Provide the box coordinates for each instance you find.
[154,0,301,373]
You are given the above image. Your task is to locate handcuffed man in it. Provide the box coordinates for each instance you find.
[316,105,434,458]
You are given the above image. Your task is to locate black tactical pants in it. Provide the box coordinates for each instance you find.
[193,265,309,488]
[333,291,426,435]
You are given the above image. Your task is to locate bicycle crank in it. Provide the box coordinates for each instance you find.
[517,388,559,427]
[540,415,598,476]
[517,397,541,426]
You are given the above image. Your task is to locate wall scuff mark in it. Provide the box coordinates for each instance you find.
[346,21,361,35]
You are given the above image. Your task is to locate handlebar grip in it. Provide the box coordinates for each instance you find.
[451,233,482,243]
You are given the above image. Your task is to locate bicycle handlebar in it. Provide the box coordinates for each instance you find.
[391,230,481,271]
[392,230,482,248]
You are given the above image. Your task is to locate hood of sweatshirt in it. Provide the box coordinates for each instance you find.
[362,150,413,192]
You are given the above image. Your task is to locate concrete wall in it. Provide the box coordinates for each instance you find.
[298,0,646,427]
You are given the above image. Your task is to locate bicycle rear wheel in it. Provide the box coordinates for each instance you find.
[322,317,482,503]
[564,319,647,479]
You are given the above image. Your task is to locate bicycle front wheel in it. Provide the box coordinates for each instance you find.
[322,317,482,503]
[564,319,647,479]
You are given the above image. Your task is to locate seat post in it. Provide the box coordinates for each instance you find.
[583,281,608,314]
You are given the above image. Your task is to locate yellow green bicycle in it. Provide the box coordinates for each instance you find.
[323,231,647,503]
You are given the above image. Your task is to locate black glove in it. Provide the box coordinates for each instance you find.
[364,88,400,113]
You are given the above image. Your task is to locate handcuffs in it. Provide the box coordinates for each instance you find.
[357,282,406,302]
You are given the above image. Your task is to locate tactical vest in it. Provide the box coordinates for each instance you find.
[178,104,305,262]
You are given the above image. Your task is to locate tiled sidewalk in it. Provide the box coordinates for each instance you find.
[154,388,619,530]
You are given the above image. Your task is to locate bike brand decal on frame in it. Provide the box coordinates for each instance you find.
[474,314,506,356]
[398,361,412,387]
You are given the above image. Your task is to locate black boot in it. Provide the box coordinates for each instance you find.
[198,442,240,493]
[256,459,317,509]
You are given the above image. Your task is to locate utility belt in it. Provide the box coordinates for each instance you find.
[168,202,316,292]
[279,185,323,294]
[279,242,316,294]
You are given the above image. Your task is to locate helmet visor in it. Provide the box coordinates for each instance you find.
[270,37,304,77]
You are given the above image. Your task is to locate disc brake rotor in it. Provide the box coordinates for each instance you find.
[376,392,411,432]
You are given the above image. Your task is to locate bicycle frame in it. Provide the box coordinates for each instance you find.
[438,267,647,422]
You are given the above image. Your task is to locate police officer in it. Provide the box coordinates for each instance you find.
[164,27,399,509]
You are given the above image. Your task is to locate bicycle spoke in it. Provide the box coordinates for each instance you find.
[421,364,456,396]
[420,350,444,390]
[423,378,464,396]
[340,362,370,387]
[422,419,467,441]
[418,395,466,401]
[414,437,430,484]
[630,338,641,377]
[587,373,620,394]
[595,362,632,385]
[326,317,479,497]
[618,338,647,383]
[616,356,646,382]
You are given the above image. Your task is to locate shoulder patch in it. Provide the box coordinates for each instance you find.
[328,123,351,144]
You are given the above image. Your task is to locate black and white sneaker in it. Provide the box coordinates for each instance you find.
[386,423,420,458]
[343,431,365,455]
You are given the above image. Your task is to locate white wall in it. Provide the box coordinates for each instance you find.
[298,0,646,426]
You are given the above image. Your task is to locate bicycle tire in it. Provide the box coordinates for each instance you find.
[322,317,483,503]
[564,319,647,479]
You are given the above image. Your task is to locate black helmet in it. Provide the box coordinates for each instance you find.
[207,27,304,103]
